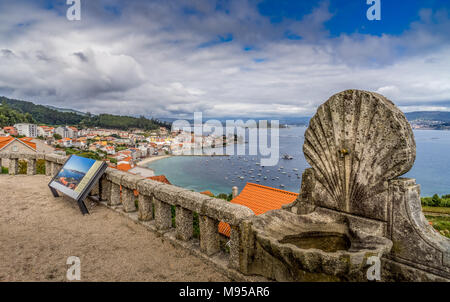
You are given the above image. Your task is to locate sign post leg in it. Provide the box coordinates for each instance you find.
[76,198,89,215]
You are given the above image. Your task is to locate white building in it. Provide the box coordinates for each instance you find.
[37,126,54,138]
[55,126,77,139]
[14,123,37,137]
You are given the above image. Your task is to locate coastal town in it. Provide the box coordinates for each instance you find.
[0,122,235,180]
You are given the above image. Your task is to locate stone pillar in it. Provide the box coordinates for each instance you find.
[89,181,99,196]
[100,178,111,201]
[122,187,137,212]
[8,159,18,175]
[109,183,121,206]
[138,194,153,221]
[51,162,60,177]
[175,206,193,241]
[154,198,172,230]
[229,225,241,269]
[232,186,238,199]
[45,161,52,176]
[199,215,219,256]
[27,159,36,175]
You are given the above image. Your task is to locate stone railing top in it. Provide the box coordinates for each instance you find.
[2,152,254,226]
[0,152,66,161]
[303,89,416,214]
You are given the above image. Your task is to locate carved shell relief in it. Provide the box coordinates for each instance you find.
[303,90,416,213]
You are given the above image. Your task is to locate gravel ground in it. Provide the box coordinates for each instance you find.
[0,175,229,282]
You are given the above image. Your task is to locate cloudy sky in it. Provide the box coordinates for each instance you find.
[0,0,449,118]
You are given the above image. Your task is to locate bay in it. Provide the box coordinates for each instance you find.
[147,127,450,197]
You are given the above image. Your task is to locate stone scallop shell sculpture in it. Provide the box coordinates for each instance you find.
[303,90,416,214]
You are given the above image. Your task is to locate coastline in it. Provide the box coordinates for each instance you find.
[137,155,172,167]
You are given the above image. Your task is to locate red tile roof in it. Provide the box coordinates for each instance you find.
[117,163,132,171]
[0,137,36,151]
[200,190,214,197]
[218,183,298,237]
[147,175,171,185]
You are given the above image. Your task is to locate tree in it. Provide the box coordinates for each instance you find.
[431,194,441,207]
[53,133,62,140]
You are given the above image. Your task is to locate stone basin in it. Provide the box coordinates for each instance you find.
[279,231,351,253]
[247,208,393,281]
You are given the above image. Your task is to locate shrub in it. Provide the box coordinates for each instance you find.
[431,194,441,207]
[18,160,27,174]
[193,212,200,238]
[36,159,46,174]
[421,194,450,207]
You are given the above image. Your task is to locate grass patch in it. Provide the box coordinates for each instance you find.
[425,215,450,238]
[422,206,450,215]
[1,166,8,174]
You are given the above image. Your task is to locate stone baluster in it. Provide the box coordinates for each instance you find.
[100,175,111,202]
[199,215,220,256]
[45,160,52,176]
[44,154,60,177]
[153,184,186,231]
[176,206,193,241]
[229,225,241,269]
[106,170,124,206]
[51,162,57,177]
[137,194,153,221]
[154,198,172,230]
[55,157,66,176]
[121,174,143,213]
[90,182,99,196]
[27,158,36,175]
[136,179,162,221]
[8,158,18,175]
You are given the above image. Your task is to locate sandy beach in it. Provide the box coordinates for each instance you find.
[137,155,171,167]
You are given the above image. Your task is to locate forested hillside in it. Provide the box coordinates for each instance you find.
[0,102,36,127]
[0,96,168,130]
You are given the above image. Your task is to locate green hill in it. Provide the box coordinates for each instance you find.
[0,96,83,125]
[0,102,36,128]
[0,96,168,130]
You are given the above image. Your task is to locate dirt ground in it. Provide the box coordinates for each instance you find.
[0,175,229,282]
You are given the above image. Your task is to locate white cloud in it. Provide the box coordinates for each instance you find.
[0,1,449,118]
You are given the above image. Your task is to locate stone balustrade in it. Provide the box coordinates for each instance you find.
[0,152,255,276]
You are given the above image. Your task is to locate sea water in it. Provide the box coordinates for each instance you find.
[147,127,450,197]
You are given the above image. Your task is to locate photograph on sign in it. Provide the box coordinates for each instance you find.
[49,155,105,201]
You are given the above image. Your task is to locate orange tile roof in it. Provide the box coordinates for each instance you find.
[218,183,298,237]
[117,163,132,171]
[147,175,171,185]
[0,137,11,149]
[0,137,36,151]
[200,191,214,197]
